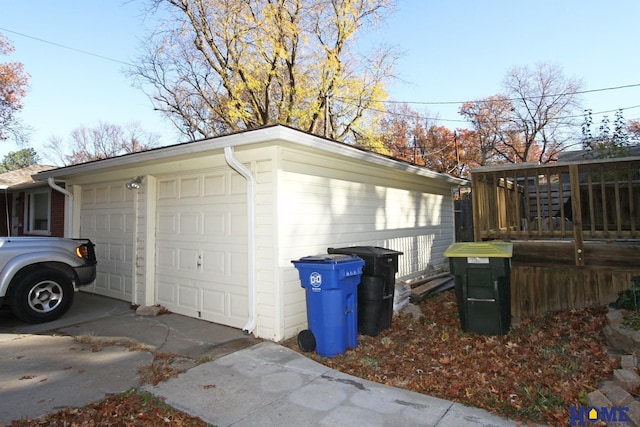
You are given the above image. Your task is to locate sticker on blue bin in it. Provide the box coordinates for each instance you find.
[310,272,322,291]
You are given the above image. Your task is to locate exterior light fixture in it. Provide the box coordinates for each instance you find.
[126,176,144,190]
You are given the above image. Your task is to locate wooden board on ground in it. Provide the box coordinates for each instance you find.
[410,274,455,303]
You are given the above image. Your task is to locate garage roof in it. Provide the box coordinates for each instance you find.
[34,125,467,186]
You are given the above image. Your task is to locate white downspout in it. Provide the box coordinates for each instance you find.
[48,177,73,238]
[224,146,257,334]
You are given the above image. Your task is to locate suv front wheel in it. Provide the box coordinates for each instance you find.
[9,268,75,323]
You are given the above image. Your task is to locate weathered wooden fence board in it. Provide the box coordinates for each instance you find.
[511,240,640,317]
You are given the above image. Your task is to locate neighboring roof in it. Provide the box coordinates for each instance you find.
[0,165,57,190]
[557,145,640,162]
[34,125,466,186]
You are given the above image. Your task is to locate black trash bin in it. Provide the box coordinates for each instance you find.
[444,242,512,336]
[327,246,403,336]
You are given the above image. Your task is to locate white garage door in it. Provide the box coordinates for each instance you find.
[155,170,248,329]
[79,183,135,301]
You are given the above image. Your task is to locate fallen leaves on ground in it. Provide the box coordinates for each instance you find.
[9,389,210,427]
[7,289,615,426]
[285,289,618,426]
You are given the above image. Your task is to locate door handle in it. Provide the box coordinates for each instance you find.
[467,298,496,303]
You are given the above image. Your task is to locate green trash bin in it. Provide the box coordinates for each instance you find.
[444,241,513,336]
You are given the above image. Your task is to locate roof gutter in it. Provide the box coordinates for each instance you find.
[47,177,73,237]
[223,146,257,334]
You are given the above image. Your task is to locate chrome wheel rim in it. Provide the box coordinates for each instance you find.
[28,281,63,314]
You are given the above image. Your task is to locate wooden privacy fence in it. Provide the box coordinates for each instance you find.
[470,157,640,317]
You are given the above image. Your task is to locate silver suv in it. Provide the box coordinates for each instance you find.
[0,237,97,323]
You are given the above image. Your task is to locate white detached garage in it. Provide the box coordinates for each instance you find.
[36,125,465,341]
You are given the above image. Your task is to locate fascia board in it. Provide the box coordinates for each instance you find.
[273,127,467,186]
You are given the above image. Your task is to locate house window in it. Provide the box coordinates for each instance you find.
[25,189,51,235]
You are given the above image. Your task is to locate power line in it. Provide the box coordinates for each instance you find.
[5,26,639,109]
[2,26,639,126]
[337,83,640,107]
[349,100,640,127]
[0,27,133,66]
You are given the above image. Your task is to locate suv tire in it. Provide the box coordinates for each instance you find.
[9,268,75,323]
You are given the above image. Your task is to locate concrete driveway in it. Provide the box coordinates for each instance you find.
[0,292,521,427]
[0,291,260,424]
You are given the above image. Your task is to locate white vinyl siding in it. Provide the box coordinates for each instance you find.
[276,146,455,337]
[253,152,280,340]
[277,147,454,273]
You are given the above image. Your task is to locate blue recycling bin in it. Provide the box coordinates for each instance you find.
[292,254,364,357]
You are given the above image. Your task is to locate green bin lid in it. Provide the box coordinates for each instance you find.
[443,242,513,258]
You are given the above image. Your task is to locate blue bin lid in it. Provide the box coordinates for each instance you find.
[292,254,362,264]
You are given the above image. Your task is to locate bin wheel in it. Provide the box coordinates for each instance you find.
[297,329,316,352]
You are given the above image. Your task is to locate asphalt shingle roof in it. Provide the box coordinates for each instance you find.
[0,165,57,189]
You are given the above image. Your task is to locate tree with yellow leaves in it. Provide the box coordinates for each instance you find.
[132,0,396,141]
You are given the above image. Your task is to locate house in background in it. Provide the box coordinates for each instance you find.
[0,165,66,237]
[35,125,466,341]
[557,145,640,162]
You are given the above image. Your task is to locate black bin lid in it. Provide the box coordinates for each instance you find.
[328,246,403,257]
